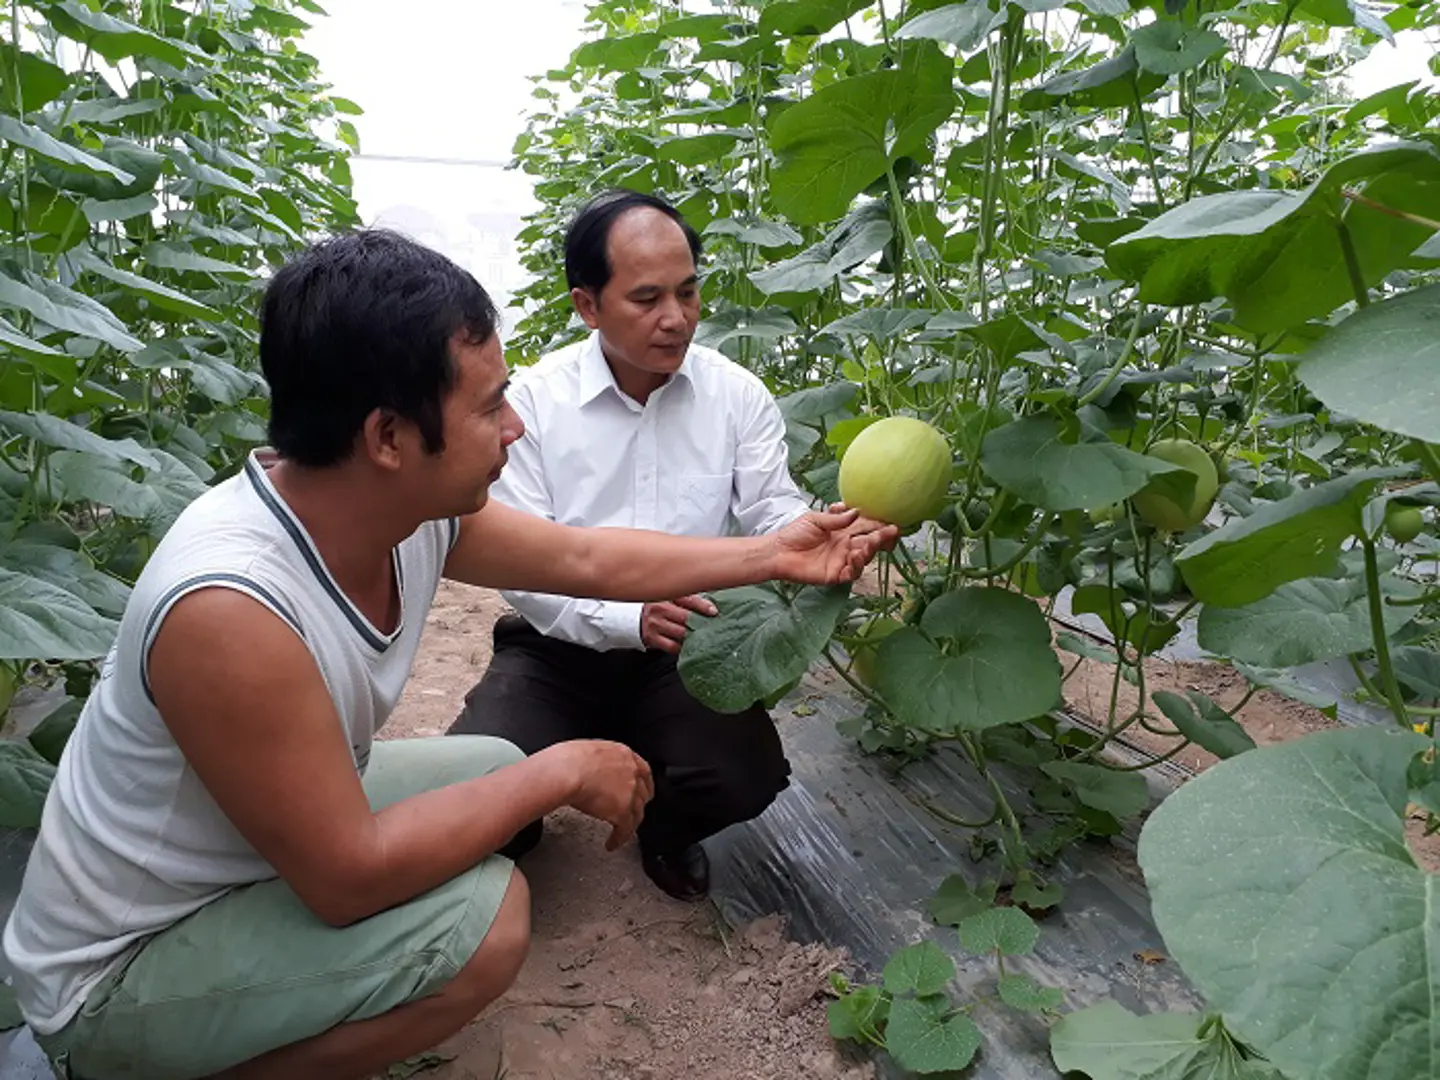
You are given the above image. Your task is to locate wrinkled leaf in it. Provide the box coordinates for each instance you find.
[1051,1001,1284,1080]
[883,941,955,997]
[1197,574,1416,667]
[0,741,55,828]
[1297,282,1440,444]
[875,587,1062,734]
[885,995,982,1074]
[1151,690,1257,759]
[958,906,1040,957]
[0,567,118,660]
[1175,469,1392,607]
[678,584,850,713]
[981,416,1190,512]
[1138,727,1437,1080]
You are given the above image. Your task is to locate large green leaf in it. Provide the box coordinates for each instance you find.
[141,241,251,278]
[48,450,163,521]
[44,0,208,69]
[74,251,221,321]
[0,410,160,470]
[758,0,870,37]
[0,270,142,353]
[1106,142,1440,332]
[677,584,850,713]
[749,202,893,293]
[1131,21,1227,76]
[980,416,1190,512]
[895,0,1006,52]
[1174,469,1392,607]
[885,996,982,1074]
[883,942,955,997]
[0,50,70,112]
[1392,647,1440,701]
[768,41,956,224]
[693,308,798,350]
[1196,574,1416,667]
[1151,690,1257,759]
[874,587,1061,734]
[1025,45,1165,110]
[0,115,135,185]
[1296,283,1440,443]
[1051,1001,1284,1080]
[0,741,56,829]
[1137,727,1437,1080]
[957,907,1040,956]
[572,31,663,70]
[0,541,130,616]
[1039,760,1150,818]
[0,314,74,380]
[0,567,119,661]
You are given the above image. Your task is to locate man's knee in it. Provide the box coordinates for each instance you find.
[696,728,791,825]
[444,869,531,1012]
[443,871,531,1012]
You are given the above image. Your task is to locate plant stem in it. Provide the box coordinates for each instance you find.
[1412,440,1440,485]
[1362,536,1410,729]
[1341,188,1440,232]
[1076,306,1146,408]
[1336,221,1370,308]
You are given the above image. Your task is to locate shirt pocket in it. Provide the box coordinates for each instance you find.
[675,472,734,536]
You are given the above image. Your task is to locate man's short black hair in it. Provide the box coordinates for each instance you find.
[259,228,499,469]
[563,188,703,294]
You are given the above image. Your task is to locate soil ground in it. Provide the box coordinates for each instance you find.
[373,582,876,1080]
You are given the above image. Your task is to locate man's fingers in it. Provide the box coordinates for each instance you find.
[675,594,718,617]
[649,615,689,641]
[810,507,860,532]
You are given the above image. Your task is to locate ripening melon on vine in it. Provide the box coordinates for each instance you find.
[1385,503,1425,544]
[838,416,952,528]
[1130,438,1220,533]
[850,616,904,688]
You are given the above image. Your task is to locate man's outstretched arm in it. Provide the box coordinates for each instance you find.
[444,499,898,598]
[147,587,653,927]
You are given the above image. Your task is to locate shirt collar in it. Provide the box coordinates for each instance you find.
[577,330,695,407]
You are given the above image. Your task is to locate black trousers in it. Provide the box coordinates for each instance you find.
[447,614,792,855]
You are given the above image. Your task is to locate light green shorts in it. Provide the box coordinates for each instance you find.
[36,735,523,1080]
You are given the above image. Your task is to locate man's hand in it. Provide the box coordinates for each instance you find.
[536,739,655,851]
[769,504,900,586]
[641,594,719,654]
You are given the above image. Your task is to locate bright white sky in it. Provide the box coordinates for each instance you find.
[299,2,1436,334]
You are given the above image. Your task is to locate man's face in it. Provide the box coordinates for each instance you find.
[421,333,524,515]
[572,207,701,381]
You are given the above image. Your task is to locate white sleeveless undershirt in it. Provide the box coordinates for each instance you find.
[1,450,457,1035]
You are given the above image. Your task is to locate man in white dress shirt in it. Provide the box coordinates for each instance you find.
[448,189,813,900]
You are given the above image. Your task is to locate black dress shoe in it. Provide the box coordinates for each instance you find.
[641,841,710,901]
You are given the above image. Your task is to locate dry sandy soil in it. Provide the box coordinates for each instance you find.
[372,581,877,1080]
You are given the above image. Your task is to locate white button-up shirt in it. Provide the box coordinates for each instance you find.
[492,330,814,650]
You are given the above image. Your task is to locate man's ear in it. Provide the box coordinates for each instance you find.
[571,286,601,329]
[359,407,405,472]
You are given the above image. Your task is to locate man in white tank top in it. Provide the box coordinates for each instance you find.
[0,229,897,1080]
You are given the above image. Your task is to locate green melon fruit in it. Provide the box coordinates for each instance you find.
[1385,503,1425,544]
[838,416,952,528]
[851,617,904,688]
[1131,439,1219,533]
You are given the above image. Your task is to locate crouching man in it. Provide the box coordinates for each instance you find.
[0,229,896,1080]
